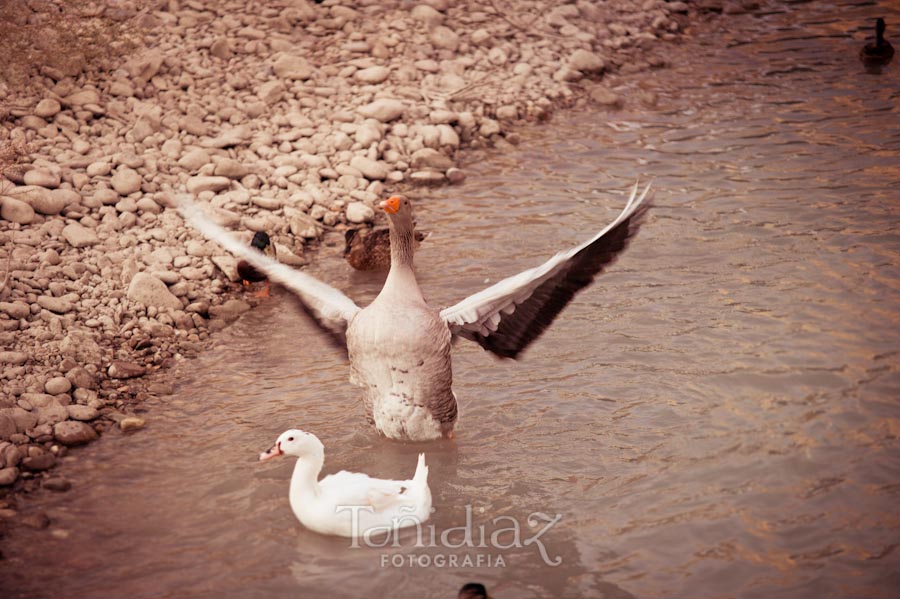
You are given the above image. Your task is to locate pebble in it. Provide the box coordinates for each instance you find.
[62,222,100,247]
[1,197,35,224]
[272,54,314,80]
[37,295,75,314]
[446,168,467,184]
[430,26,460,51]
[53,420,98,445]
[569,49,606,74]
[64,89,100,106]
[0,415,16,440]
[116,197,138,213]
[430,110,458,124]
[45,377,72,395]
[0,351,28,365]
[119,417,146,432]
[66,405,100,421]
[38,404,69,426]
[0,467,18,486]
[213,159,250,179]
[479,118,502,137]
[107,360,146,379]
[0,443,23,468]
[127,272,183,310]
[346,202,375,224]
[22,453,57,471]
[44,478,72,492]
[415,59,440,72]
[137,197,161,213]
[210,38,232,60]
[23,169,61,188]
[66,367,95,390]
[30,189,69,215]
[34,98,62,118]
[94,189,120,206]
[496,105,519,121]
[589,86,624,108]
[23,393,59,408]
[358,99,406,122]
[178,149,210,171]
[349,156,389,180]
[355,122,383,146]
[187,176,232,194]
[410,170,446,185]
[355,66,390,84]
[208,299,251,321]
[411,148,454,170]
[111,168,143,195]
[411,5,444,25]
[258,80,286,104]
[85,162,112,177]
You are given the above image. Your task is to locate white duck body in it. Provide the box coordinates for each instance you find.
[260,430,431,538]
[346,222,456,441]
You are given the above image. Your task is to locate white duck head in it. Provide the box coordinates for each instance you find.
[259,429,324,462]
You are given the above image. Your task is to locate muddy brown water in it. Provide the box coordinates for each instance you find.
[3,2,900,598]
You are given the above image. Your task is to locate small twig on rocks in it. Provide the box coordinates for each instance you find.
[485,0,568,41]
[486,0,542,34]
[445,73,496,101]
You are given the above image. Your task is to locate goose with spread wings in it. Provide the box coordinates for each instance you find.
[181,183,651,441]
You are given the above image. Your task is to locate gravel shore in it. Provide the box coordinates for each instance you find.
[0,0,713,529]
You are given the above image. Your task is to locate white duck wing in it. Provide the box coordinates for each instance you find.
[179,196,360,337]
[320,471,409,510]
[440,182,651,359]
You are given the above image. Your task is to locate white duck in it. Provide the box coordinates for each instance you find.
[182,182,651,441]
[259,429,431,538]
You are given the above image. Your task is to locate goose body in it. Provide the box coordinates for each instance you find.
[259,429,431,537]
[182,183,651,441]
[347,264,456,439]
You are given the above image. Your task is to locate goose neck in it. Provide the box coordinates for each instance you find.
[389,219,416,268]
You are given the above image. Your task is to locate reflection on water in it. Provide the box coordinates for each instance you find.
[3,1,900,597]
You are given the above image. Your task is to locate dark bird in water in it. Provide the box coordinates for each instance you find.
[237,231,275,296]
[458,583,490,599]
[344,227,426,271]
[860,18,894,65]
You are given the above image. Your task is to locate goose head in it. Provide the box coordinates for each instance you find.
[380,195,413,226]
[259,429,324,461]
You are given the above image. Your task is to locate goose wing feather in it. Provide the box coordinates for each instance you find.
[179,196,361,338]
[439,182,651,359]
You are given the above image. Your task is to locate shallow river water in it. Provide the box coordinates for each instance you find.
[3,1,900,598]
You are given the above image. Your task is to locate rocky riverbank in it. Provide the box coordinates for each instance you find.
[0,0,712,530]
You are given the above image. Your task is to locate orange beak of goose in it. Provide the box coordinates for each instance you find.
[259,442,283,461]
[380,196,401,214]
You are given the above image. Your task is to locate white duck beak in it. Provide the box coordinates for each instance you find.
[259,442,283,461]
